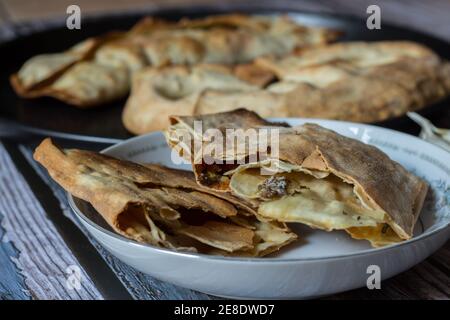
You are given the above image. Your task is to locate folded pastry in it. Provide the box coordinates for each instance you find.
[124,41,450,134]
[131,14,337,66]
[12,14,336,107]
[122,63,272,134]
[166,109,428,247]
[34,138,296,256]
[11,32,138,107]
[254,41,450,122]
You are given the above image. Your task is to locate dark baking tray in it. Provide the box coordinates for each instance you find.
[1,4,449,144]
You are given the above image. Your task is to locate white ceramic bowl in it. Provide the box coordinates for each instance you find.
[68,119,450,299]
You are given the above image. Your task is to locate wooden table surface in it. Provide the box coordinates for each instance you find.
[0,0,449,300]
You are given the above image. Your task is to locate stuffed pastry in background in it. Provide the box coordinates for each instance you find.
[122,63,276,134]
[12,14,337,108]
[125,41,450,134]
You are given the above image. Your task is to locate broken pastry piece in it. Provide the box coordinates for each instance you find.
[166,109,428,247]
[12,14,337,108]
[33,138,296,256]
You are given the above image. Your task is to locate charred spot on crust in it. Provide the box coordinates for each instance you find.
[258,175,288,199]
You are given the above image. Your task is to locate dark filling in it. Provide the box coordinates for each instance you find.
[199,163,238,186]
[258,176,288,199]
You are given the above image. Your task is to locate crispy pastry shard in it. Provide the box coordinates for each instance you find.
[12,14,336,108]
[166,109,428,247]
[33,138,296,256]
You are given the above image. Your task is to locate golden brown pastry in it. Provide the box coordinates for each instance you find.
[255,41,450,122]
[10,32,134,108]
[12,14,336,107]
[122,64,264,134]
[133,14,337,66]
[34,138,296,256]
[10,37,103,98]
[166,109,428,247]
[124,41,450,134]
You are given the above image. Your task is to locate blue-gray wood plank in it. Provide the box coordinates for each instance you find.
[0,212,30,300]
[0,143,102,299]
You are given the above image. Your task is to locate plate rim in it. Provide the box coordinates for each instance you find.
[67,118,450,263]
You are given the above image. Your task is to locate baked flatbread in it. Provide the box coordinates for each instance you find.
[12,14,336,107]
[124,41,450,133]
[166,109,428,247]
[34,138,296,256]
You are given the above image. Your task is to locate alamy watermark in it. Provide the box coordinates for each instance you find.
[366,265,381,289]
[169,121,281,175]
[66,5,81,30]
[367,5,381,30]
[65,264,82,290]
